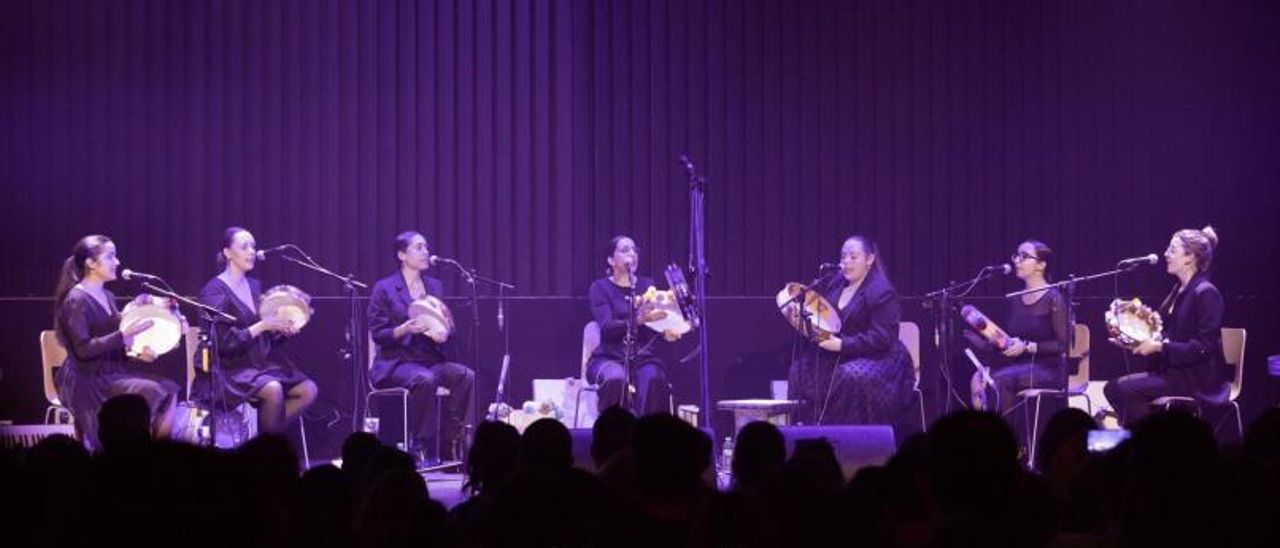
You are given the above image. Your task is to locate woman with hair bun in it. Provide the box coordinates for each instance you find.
[1105,226,1228,426]
[198,226,317,435]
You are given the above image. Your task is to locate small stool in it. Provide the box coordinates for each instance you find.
[716,399,800,436]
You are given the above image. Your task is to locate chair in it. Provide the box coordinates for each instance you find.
[39,330,73,425]
[1150,327,1247,438]
[898,321,926,432]
[571,320,677,426]
[184,326,310,467]
[573,322,602,427]
[364,333,411,451]
[1015,323,1091,467]
[365,332,456,463]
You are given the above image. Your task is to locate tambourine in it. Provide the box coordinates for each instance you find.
[259,285,314,330]
[120,294,185,358]
[408,295,454,341]
[637,285,694,335]
[1105,298,1163,348]
[775,282,842,341]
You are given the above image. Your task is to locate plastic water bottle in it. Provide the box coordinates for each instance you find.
[721,436,735,472]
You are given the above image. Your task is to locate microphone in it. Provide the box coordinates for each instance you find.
[429,255,462,267]
[254,245,290,261]
[677,154,695,172]
[1117,253,1159,267]
[984,263,1013,275]
[121,268,162,282]
[818,262,840,273]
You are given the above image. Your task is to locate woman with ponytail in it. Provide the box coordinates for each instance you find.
[53,235,180,449]
[1105,226,1229,426]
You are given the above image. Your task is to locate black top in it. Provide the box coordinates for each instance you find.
[55,287,128,375]
[367,271,450,385]
[996,288,1070,364]
[817,272,902,361]
[588,276,660,361]
[1151,273,1229,399]
[1005,288,1069,356]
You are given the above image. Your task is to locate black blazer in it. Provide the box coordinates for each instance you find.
[367,271,450,386]
[819,272,902,361]
[1152,273,1230,399]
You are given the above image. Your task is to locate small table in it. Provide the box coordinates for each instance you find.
[716,399,801,436]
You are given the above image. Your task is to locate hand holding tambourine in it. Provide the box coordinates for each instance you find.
[1105,298,1164,351]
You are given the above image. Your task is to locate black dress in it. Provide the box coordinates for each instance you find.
[54,287,180,449]
[788,273,914,425]
[197,276,312,407]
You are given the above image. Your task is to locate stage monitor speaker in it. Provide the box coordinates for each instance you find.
[778,425,896,479]
[569,426,716,474]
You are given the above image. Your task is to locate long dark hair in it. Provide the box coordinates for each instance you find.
[53,234,113,311]
[215,226,249,270]
[843,234,890,285]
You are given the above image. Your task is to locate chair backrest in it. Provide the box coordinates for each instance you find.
[1067,323,1090,391]
[581,321,600,380]
[1222,327,1246,402]
[898,322,921,387]
[39,330,68,406]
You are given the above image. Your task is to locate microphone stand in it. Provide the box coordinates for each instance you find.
[273,247,368,432]
[433,258,516,433]
[682,155,712,427]
[622,269,638,410]
[1006,262,1149,385]
[138,281,235,448]
[924,266,1009,412]
[1003,262,1147,452]
[780,269,839,423]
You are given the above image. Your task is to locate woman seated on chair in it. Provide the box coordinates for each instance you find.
[586,235,681,415]
[53,235,180,450]
[367,231,475,461]
[788,235,914,425]
[1105,226,1228,426]
[198,227,317,435]
[966,240,1069,416]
